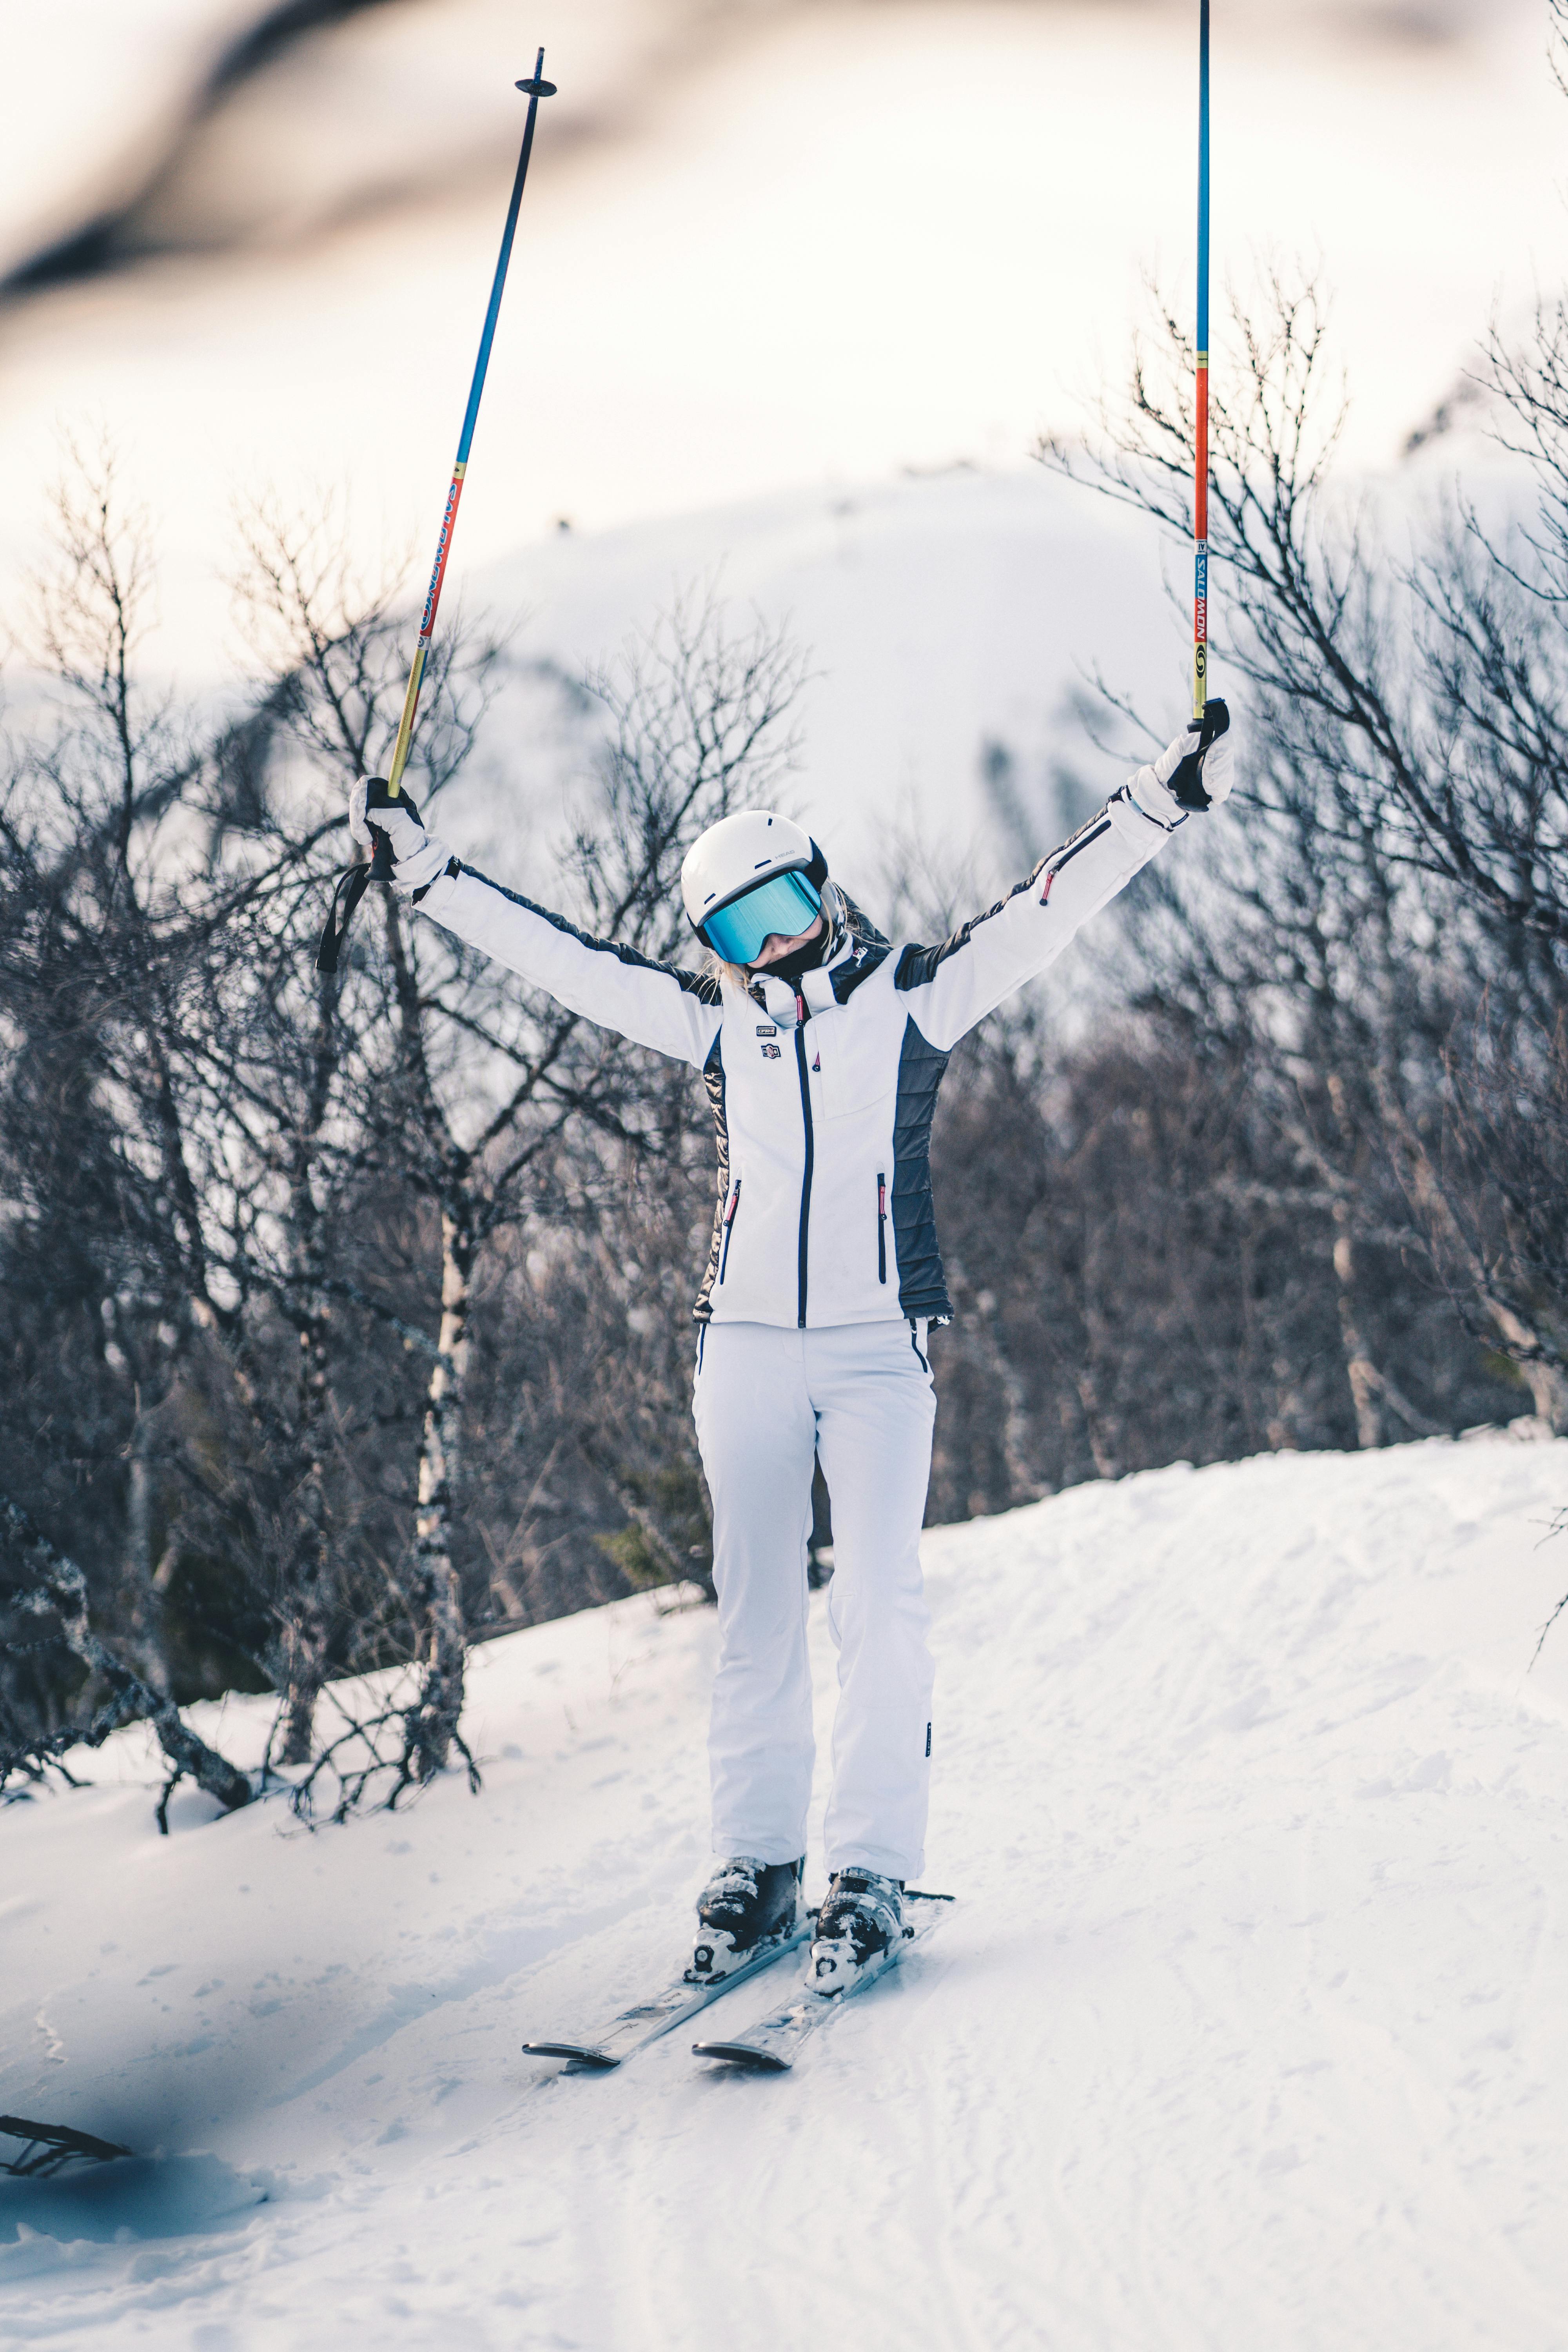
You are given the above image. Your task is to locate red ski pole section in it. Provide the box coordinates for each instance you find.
[419,466,467,644]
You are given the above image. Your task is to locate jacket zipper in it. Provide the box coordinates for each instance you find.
[876,1171,887,1284]
[718,1178,742,1284]
[794,993,813,1326]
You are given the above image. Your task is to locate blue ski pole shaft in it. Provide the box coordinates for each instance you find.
[384,46,556,800]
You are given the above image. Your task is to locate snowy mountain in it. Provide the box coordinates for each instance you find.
[454,463,1185,891]
[5,1432,1568,2347]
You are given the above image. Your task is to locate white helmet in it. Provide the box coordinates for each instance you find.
[681,809,828,937]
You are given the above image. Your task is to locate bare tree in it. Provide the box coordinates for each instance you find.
[1040,243,1568,1424]
[0,432,815,1814]
[335,592,805,1780]
[1,1495,249,1826]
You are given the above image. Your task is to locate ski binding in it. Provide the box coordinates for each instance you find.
[692,1889,954,2072]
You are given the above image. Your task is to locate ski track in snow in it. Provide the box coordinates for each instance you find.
[4,1435,1568,2348]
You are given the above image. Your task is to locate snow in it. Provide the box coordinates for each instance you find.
[5,1431,1568,2345]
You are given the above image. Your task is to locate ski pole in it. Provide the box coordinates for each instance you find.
[317,48,557,975]
[1192,0,1210,725]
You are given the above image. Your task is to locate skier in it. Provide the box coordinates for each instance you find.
[348,702,1235,1991]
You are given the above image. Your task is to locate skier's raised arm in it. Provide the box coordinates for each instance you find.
[893,705,1236,1053]
[348,780,725,1070]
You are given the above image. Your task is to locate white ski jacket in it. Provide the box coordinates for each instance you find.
[412,784,1181,1328]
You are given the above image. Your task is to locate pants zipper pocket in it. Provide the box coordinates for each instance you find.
[719,1179,742,1283]
[877,1171,887,1284]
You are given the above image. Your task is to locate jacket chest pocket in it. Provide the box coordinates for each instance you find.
[813,1009,891,1123]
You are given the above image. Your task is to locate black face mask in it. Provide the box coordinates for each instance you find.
[753,925,832,985]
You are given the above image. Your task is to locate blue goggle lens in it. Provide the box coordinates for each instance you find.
[701,869,821,965]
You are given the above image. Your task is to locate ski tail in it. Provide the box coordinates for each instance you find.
[524,1915,813,2071]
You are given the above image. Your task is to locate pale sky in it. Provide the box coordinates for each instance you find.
[0,0,1559,673]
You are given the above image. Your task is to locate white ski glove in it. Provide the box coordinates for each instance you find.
[1130,699,1236,826]
[348,775,453,896]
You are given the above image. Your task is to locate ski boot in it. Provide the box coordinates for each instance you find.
[808,1868,905,1994]
[689,1856,804,1984]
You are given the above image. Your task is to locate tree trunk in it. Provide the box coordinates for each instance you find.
[1332,1220,1384,1450]
[122,1409,173,1693]
[1374,1070,1568,1432]
[279,964,343,1766]
[1324,1074,1385,1450]
[1074,1367,1121,1481]
[978,1290,1041,1504]
[406,1203,474,1781]
[946,1253,1043,1506]
[279,1308,332,1766]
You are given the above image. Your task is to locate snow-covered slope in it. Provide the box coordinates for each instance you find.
[5,1434,1568,2348]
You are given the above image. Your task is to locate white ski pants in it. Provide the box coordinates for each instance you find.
[692,1318,938,1882]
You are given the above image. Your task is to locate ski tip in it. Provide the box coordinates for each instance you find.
[522,2041,617,2067]
[691,2042,791,2073]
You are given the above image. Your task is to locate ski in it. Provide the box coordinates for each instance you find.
[691,1889,955,2072]
[523,1917,813,2071]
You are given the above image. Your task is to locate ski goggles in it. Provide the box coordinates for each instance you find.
[699,869,822,966]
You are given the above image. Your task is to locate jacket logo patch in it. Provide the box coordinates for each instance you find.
[755,1024,777,1036]
[760,1042,782,1059]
